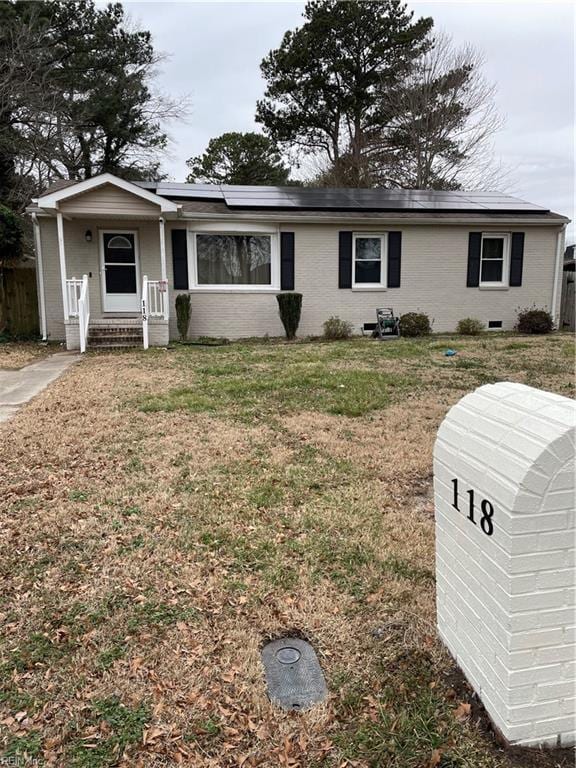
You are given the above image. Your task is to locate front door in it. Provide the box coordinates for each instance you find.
[101,231,140,312]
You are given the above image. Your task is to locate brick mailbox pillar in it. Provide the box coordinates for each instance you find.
[434,382,575,747]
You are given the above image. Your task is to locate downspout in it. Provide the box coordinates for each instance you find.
[31,213,48,340]
[551,225,566,327]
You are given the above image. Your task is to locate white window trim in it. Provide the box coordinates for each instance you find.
[480,232,510,288]
[352,232,387,289]
[187,225,280,291]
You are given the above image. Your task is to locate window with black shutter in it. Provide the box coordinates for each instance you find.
[338,231,353,289]
[280,232,295,290]
[509,232,525,287]
[171,230,189,289]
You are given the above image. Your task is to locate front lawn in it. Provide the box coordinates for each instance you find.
[0,334,573,767]
[0,340,54,369]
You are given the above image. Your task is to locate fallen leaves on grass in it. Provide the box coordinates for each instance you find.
[0,336,573,767]
[454,701,472,721]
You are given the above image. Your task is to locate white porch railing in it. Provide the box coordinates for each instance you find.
[78,275,90,354]
[65,275,90,353]
[66,277,83,318]
[141,275,168,350]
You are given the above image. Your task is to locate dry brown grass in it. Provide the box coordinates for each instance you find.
[0,342,54,370]
[0,334,573,767]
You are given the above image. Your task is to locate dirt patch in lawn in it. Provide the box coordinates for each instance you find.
[0,336,573,767]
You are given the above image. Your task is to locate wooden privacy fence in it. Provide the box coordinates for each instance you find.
[0,267,39,336]
[560,270,575,332]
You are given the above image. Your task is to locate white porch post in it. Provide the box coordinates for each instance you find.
[159,216,169,321]
[56,211,69,321]
[31,213,48,340]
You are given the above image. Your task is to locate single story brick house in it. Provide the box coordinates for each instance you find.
[27,173,569,350]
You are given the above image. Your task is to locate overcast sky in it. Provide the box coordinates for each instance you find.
[124,1,574,240]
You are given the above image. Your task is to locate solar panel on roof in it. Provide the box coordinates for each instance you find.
[155,183,225,200]
[351,196,428,209]
[141,179,550,214]
[158,182,219,191]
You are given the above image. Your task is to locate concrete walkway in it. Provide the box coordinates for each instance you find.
[0,352,81,423]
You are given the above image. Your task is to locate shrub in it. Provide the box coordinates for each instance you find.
[516,307,554,334]
[175,293,191,341]
[276,292,302,339]
[323,316,354,340]
[457,317,485,335]
[399,312,431,337]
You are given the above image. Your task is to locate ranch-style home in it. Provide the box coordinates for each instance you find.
[27,173,569,351]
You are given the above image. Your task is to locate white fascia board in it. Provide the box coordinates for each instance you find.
[36,172,179,213]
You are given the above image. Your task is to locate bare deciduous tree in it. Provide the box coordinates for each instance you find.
[369,33,507,189]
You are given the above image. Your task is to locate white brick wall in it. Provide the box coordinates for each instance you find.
[168,222,561,338]
[148,321,169,346]
[64,322,80,351]
[434,382,576,747]
[38,217,562,341]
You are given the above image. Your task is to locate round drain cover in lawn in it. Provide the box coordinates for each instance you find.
[262,637,327,711]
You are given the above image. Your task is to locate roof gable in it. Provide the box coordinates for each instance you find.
[35,173,179,214]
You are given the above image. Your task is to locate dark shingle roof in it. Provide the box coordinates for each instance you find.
[34,177,569,222]
[40,179,78,195]
[136,181,561,216]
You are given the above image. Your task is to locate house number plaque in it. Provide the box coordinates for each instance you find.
[450,478,494,536]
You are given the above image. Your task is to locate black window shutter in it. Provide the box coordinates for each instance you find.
[387,231,402,288]
[467,232,482,287]
[171,230,189,290]
[509,232,525,287]
[280,232,295,290]
[339,231,353,289]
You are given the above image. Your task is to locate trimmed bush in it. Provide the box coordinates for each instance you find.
[323,316,354,340]
[516,307,554,334]
[175,293,192,341]
[399,312,431,337]
[276,292,302,339]
[457,317,485,336]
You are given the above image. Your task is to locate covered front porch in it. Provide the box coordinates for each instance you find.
[61,218,170,352]
[31,174,181,351]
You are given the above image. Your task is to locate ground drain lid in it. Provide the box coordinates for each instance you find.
[262,637,327,711]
